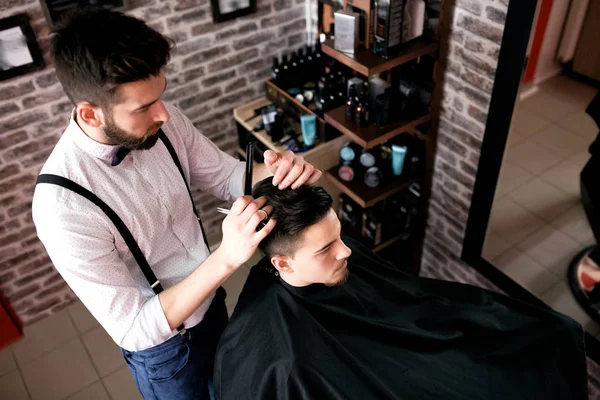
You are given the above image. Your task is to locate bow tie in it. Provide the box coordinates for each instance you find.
[111,147,131,166]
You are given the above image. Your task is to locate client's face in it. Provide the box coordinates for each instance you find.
[280,209,352,287]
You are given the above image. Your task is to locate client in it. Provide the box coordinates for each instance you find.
[214,179,588,400]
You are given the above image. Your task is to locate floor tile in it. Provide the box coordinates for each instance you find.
[0,370,30,400]
[506,128,526,149]
[528,124,590,158]
[223,265,250,313]
[552,204,596,245]
[12,309,78,367]
[539,159,583,198]
[493,248,559,297]
[556,110,598,141]
[511,106,551,136]
[520,91,579,122]
[21,337,98,400]
[482,231,511,261]
[503,139,563,175]
[102,366,142,400]
[0,346,16,376]
[516,224,583,278]
[82,326,125,377]
[495,162,534,196]
[539,74,598,109]
[488,198,545,245]
[67,381,110,400]
[507,178,576,222]
[541,279,600,336]
[569,150,592,170]
[67,300,100,334]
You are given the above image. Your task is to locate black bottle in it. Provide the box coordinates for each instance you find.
[314,41,323,77]
[288,52,299,90]
[271,57,280,85]
[354,92,368,126]
[280,55,289,89]
[297,48,306,84]
[345,86,357,121]
[304,46,318,82]
[315,88,328,116]
[355,82,370,126]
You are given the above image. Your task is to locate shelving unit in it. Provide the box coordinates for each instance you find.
[321,36,438,77]
[319,32,440,274]
[325,166,420,208]
[324,106,430,149]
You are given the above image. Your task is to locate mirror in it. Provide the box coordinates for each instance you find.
[461,0,600,349]
[483,79,599,334]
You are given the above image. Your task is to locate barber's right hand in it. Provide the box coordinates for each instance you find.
[217,195,276,270]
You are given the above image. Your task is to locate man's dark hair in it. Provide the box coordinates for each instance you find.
[52,9,173,108]
[253,178,333,258]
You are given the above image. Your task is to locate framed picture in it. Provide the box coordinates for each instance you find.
[0,14,45,82]
[211,0,256,23]
[39,0,127,31]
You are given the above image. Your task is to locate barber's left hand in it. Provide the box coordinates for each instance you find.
[264,150,322,190]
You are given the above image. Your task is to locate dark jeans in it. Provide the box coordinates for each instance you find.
[121,287,228,400]
[581,156,600,265]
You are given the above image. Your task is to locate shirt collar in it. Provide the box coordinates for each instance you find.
[67,108,121,164]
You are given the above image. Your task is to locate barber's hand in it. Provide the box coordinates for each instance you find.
[264,150,322,190]
[217,195,276,270]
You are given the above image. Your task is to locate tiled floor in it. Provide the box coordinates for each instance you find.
[484,74,600,335]
[0,252,261,400]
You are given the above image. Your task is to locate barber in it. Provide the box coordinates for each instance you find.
[31,9,320,400]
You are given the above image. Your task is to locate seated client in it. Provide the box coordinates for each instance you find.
[214,179,587,400]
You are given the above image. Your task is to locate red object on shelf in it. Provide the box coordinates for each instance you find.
[0,291,23,349]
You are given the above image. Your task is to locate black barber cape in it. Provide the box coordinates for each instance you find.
[214,237,587,399]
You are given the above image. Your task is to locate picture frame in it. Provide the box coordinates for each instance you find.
[39,0,127,31]
[0,14,45,82]
[211,0,256,23]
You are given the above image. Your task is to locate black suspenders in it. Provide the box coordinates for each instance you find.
[36,129,209,336]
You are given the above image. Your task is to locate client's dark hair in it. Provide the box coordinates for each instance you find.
[253,178,333,257]
[52,9,173,108]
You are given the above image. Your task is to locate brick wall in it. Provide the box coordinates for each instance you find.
[420,0,508,290]
[0,0,314,325]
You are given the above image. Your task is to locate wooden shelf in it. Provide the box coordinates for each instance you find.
[325,166,419,208]
[324,106,430,149]
[265,80,325,124]
[321,36,438,76]
[373,233,409,253]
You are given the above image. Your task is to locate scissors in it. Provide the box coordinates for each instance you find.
[217,141,269,231]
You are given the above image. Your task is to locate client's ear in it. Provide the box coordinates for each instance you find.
[271,255,293,274]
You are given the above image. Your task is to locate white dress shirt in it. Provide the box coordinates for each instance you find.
[32,103,245,351]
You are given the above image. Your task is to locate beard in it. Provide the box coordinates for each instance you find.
[325,259,350,287]
[103,113,163,150]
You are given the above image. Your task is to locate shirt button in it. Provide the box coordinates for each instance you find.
[188,247,194,252]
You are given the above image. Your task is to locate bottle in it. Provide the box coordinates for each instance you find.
[297,48,306,86]
[354,90,368,126]
[289,51,299,90]
[362,81,370,124]
[345,86,356,121]
[315,88,328,116]
[271,57,280,85]
[280,55,289,89]
[314,40,323,74]
[305,45,315,82]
